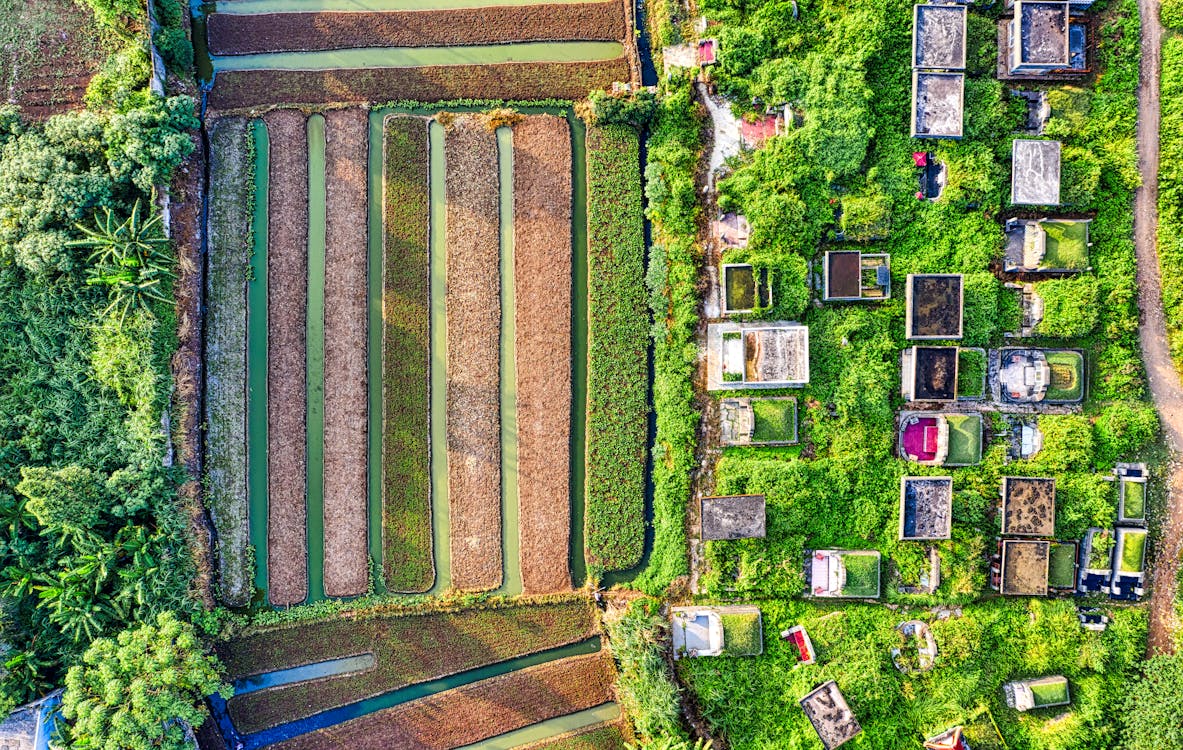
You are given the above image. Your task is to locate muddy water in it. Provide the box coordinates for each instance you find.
[455,703,621,749]
[210,42,624,71]
[496,126,523,597]
[214,0,596,13]
[248,119,270,599]
[306,114,328,603]
[427,120,452,595]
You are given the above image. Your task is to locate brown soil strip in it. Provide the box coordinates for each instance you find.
[208,59,631,111]
[513,116,573,594]
[445,117,502,591]
[208,3,625,55]
[0,0,104,120]
[272,651,616,750]
[265,109,310,607]
[322,108,370,598]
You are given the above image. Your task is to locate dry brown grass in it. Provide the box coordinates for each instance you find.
[513,116,573,595]
[208,59,632,111]
[445,116,502,592]
[207,3,626,54]
[273,651,616,750]
[265,108,310,607]
[322,108,370,598]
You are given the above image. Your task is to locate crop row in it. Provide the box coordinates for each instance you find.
[273,651,615,750]
[208,2,626,55]
[1161,33,1183,371]
[207,60,630,111]
[321,108,371,599]
[445,116,503,592]
[381,116,434,593]
[584,124,649,573]
[263,108,310,607]
[204,117,254,607]
[513,115,575,594]
[219,600,598,734]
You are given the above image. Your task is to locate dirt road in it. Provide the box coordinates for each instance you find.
[1134,0,1183,656]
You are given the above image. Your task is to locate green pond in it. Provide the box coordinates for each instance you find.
[210,42,623,71]
[306,113,328,603]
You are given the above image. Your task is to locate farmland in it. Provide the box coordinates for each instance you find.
[0,0,108,119]
[585,124,649,574]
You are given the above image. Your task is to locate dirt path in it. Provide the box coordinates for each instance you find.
[1134,0,1183,656]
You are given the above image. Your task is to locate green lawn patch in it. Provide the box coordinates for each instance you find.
[1030,678,1071,707]
[751,398,798,444]
[1044,351,1085,402]
[944,414,983,466]
[1047,543,1077,588]
[721,612,764,656]
[1120,530,1147,573]
[1122,480,1146,519]
[381,116,433,593]
[840,553,880,597]
[1041,221,1090,270]
[585,124,649,574]
[956,348,986,398]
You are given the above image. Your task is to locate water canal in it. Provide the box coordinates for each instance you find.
[210,42,623,71]
[305,114,329,604]
[247,120,270,601]
[456,703,621,749]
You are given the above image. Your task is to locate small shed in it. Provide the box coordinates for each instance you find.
[1000,539,1051,596]
[913,3,968,70]
[701,494,766,541]
[899,476,954,540]
[901,346,959,402]
[912,72,964,139]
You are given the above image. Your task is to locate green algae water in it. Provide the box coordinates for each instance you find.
[211,42,624,72]
[427,120,451,595]
[455,703,620,749]
[365,111,387,593]
[496,126,522,597]
[306,114,328,603]
[215,0,598,13]
[568,113,589,588]
[248,119,270,598]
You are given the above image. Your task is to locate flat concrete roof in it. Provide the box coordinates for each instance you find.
[800,681,863,750]
[701,495,766,541]
[912,72,964,139]
[1018,1,1070,67]
[913,4,967,69]
[1011,139,1062,205]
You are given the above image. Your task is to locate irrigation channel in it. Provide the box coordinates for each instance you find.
[208,638,608,749]
[237,108,592,603]
[212,0,599,10]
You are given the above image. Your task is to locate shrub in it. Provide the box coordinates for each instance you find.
[1095,401,1160,465]
[605,599,686,741]
[1163,0,1183,30]
[1036,275,1101,338]
[154,26,194,74]
[841,191,891,241]
[582,88,657,128]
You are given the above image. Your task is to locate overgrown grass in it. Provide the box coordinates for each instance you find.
[945,414,983,466]
[1119,530,1147,573]
[751,398,797,443]
[585,124,649,575]
[720,612,763,656]
[1045,350,1086,402]
[1159,32,1183,371]
[1122,479,1145,518]
[1048,543,1077,588]
[381,116,433,593]
[839,553,880,598]
[1030,678,1071,707]
[957,348,986,398]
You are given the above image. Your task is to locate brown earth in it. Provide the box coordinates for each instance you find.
[0,0,107,120]
[207,59,631,111]
[446,116,503,592]
[265,109,310,607]
[513,115,574,595]
[321,108,370,599]
[272,651,616,750]
[207,3,625,55]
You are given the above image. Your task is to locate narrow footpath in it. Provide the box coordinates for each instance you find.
[1133,0,1183,656]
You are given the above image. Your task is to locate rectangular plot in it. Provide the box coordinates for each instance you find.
[513,115,573,594]
[382,116,433,593]
[322,108,370,598]
[205,116,254,607]
[265,108,310,607]
[445,117,502,592]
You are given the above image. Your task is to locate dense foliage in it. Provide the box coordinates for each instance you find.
[60,612,229,750]
[585,125,651,574]
[605,598,686,742]
[1160,32,1183,371]
[1120,651,1183,749]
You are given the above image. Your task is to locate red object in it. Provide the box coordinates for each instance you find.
[916,191,925,200]
[697,39,717,65]
[913,152,928,167]
[741,115,779,146]
[902,417,940,463]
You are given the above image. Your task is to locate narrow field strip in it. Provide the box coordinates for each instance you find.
[380,115,433,593]
[208,4,625,55]
[264,108,311,607]
[509,718,629,750]
[205,117,254,607]
[306,115,329,603]
[210,42,624,72]
[427,120,452,593]
[271,651,616,750]
[218,600,597,734]
[208,59,631,110]
[513,115,573,595]
[248,120,272,596]
[455,705,622,750]
[322,108,371,599]
[445,116,503,592]
[584,124,648,574]
[215,0,605,13]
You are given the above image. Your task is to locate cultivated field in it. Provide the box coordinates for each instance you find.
[208,3,625,54]
[514,115,574,594]
[271,651,616,750]
[205,117,254,607]
[220,600,597,733]
[322,108,371,599]
[382,116,433,593]
[445,116,503,592]
[520,723,630,750]
[0,0,107,119]
[265,109,311,607]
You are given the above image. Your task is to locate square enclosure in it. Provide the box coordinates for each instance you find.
[1015,1,1070,69]
[1002,476,1056,536]
[906,274,964,339]
[701,495,767,541]
[912,72,964,139]
[913,3,968,69]
[1011,139,1062,205]
[722,263,772,314]
[1001,539,1050,596]
[899,476,953,540]
[823,251,890,300]
[904,346,959,401]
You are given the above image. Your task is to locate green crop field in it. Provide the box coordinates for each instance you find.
[1120,531,1147,573]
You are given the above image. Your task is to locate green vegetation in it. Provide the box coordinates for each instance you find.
[720,612,763,656]
[531,724,630,750]
[1045,350,1086,402]
[956,349,986,398]
[1030,678,1071,707]
[1122,651,1183,750]
[60,612,228,750]
[1041,221,1091,270]
[604,598,685,743]
[1036,275,1101,338]
[751,398,797,444]
[945,414,983,466]
[1119,530,1147,573]
[724,264,756,310]
[1047,543,1077,588]
[1161,33,1183,372]
[382,116,433,593]
[839,553,880,597]
[585,124,649,575]
[1122,479,1146,519]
